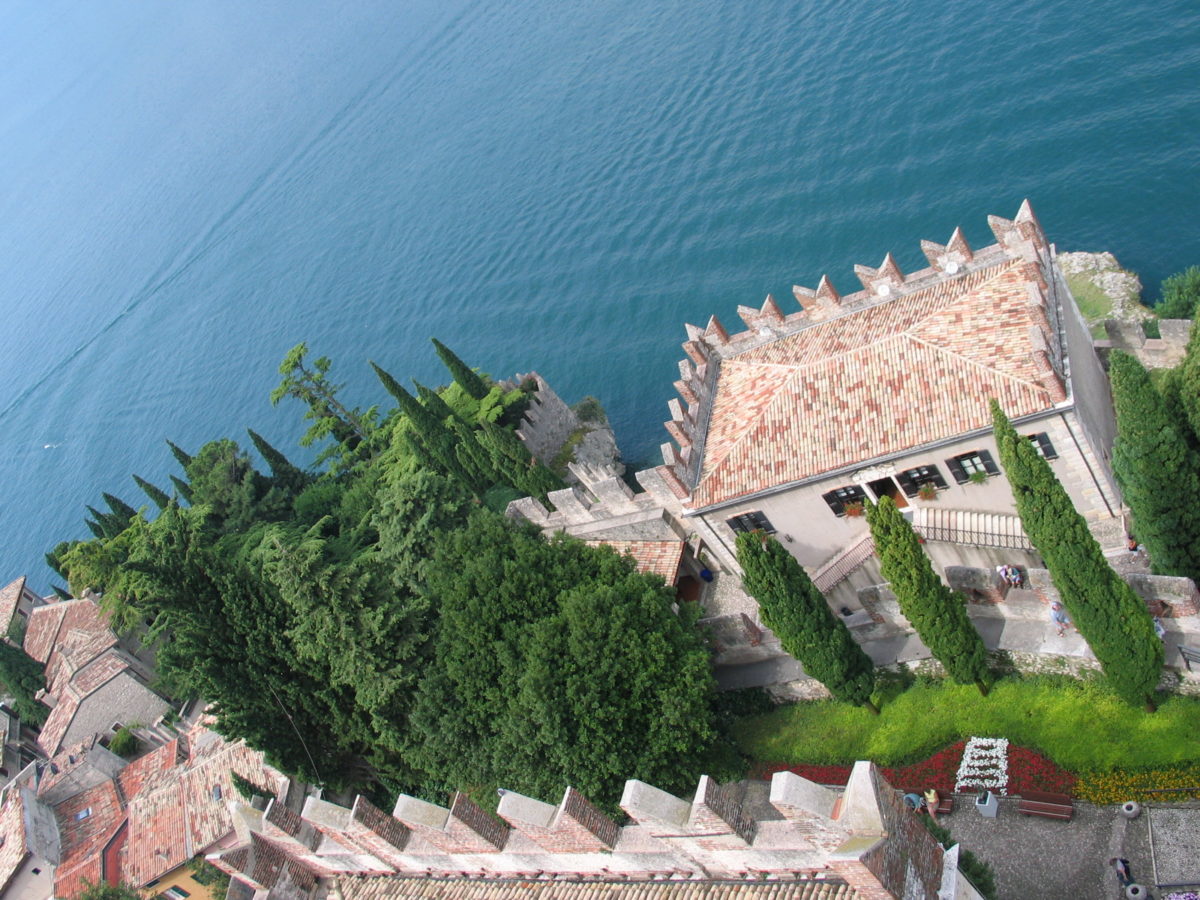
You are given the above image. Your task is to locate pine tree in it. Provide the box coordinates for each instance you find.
[432,338,489,400]
[133,475,171,510]
[1110,351,1200,581]
[167,440,193,470]
[991,399,1163,709]
[865,497,990,694]
[735,532,877,710]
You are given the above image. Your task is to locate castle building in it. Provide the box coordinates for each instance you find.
[657,202,1122,601]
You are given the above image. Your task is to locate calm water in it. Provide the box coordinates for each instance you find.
[2,0,1198,588]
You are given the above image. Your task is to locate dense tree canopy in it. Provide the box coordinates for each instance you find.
[50,341,715,808]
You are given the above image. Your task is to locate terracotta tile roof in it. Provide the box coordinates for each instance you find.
[0,576,26,634]
[0,780,30,891]
[23,601,69,663]
[116,738,184,799]
[586,540,685,582]
[337,877,862,900]
[120,728,289,887]
[37,692,86,760]
[692,260,1060,507]
[53,779,124,898]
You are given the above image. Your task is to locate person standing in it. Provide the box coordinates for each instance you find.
[924,787,940,822]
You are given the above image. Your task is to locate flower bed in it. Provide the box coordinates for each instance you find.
[1075,763,1200,805]
[754,740,1075,796]
[956,737,1008,794]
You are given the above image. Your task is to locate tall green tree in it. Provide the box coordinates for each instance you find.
[735,532,877,710]
[102,493,138,524]
[1172,303,1200,449]
[272,343,375,458]
[167,440,193,470]
[991,400,1163,709]
[865,497,990,694]
[432,337,489,400]
[133,474,171,510]
[1110,351,1200,580]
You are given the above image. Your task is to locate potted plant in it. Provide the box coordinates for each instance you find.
[968,470,990,485]
[917,482,939,501]
[844,500,865,517]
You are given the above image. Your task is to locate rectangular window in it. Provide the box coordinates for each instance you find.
[821,484,867,516]
[896,465,949,497]
[75,807,92,821]
[945,449,1000,484]
[726,511,775,534]
[111,723,123,733]
[211,784,222,800]
[162,888,191,900]
[1027,432,1058,459]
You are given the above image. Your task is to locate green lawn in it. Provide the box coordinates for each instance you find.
[734,675,1200,773]
[1064,272,1115,322]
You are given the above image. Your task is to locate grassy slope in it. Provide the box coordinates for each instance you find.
[735,676,1200,773]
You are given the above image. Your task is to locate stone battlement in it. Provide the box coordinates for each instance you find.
[208,763,967,899]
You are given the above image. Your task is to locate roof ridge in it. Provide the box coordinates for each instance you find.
[905,334,1052,394]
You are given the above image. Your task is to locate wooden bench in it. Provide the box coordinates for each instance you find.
[1017,790,1073,820]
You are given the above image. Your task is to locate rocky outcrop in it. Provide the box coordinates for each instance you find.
[1057,251,1150,324]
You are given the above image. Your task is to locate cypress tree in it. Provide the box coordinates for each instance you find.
[372,364,443,435]
[170,475,194,504]
[432,338,489,400]
[85,518,107,539]
[865,497,991,694]
[736,532,877,710]
[1173,305,1200,448]
[86,505,123,539]
[248,429,310,494]
[414,380,460,424]
[103,493,138,524]
[991,399,1163,709]
[1110,351,1200,581]
[448,417,500,487]
[133,475,171,511]
[167,440,193,470]
[476,422,564,500]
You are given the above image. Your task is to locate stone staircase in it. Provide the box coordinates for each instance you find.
[912,508,1033,550]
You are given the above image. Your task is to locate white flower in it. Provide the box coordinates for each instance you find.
[955,736,1011,795]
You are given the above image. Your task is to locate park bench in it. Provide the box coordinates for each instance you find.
[933,795,953,815]
[1017,790,1073,820]
[1179,645,1200,672]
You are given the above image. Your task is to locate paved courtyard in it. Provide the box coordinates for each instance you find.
[936,797,1200,900]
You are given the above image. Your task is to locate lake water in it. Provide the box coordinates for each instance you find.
[1,0,1198,588]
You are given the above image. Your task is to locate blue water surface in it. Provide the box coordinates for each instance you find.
[1,0,1198,587]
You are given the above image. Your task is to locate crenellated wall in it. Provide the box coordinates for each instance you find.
[208,763,967,899]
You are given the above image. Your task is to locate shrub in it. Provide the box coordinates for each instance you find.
[1156,265,1200,319]
[572,395,606,424]
[107,727,139,758]
[925,818,998,900]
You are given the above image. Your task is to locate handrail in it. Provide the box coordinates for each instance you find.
[813,532,876,593]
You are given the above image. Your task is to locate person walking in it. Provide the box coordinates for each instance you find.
[1109,857,1133,888]
[1049,601,1073,637]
